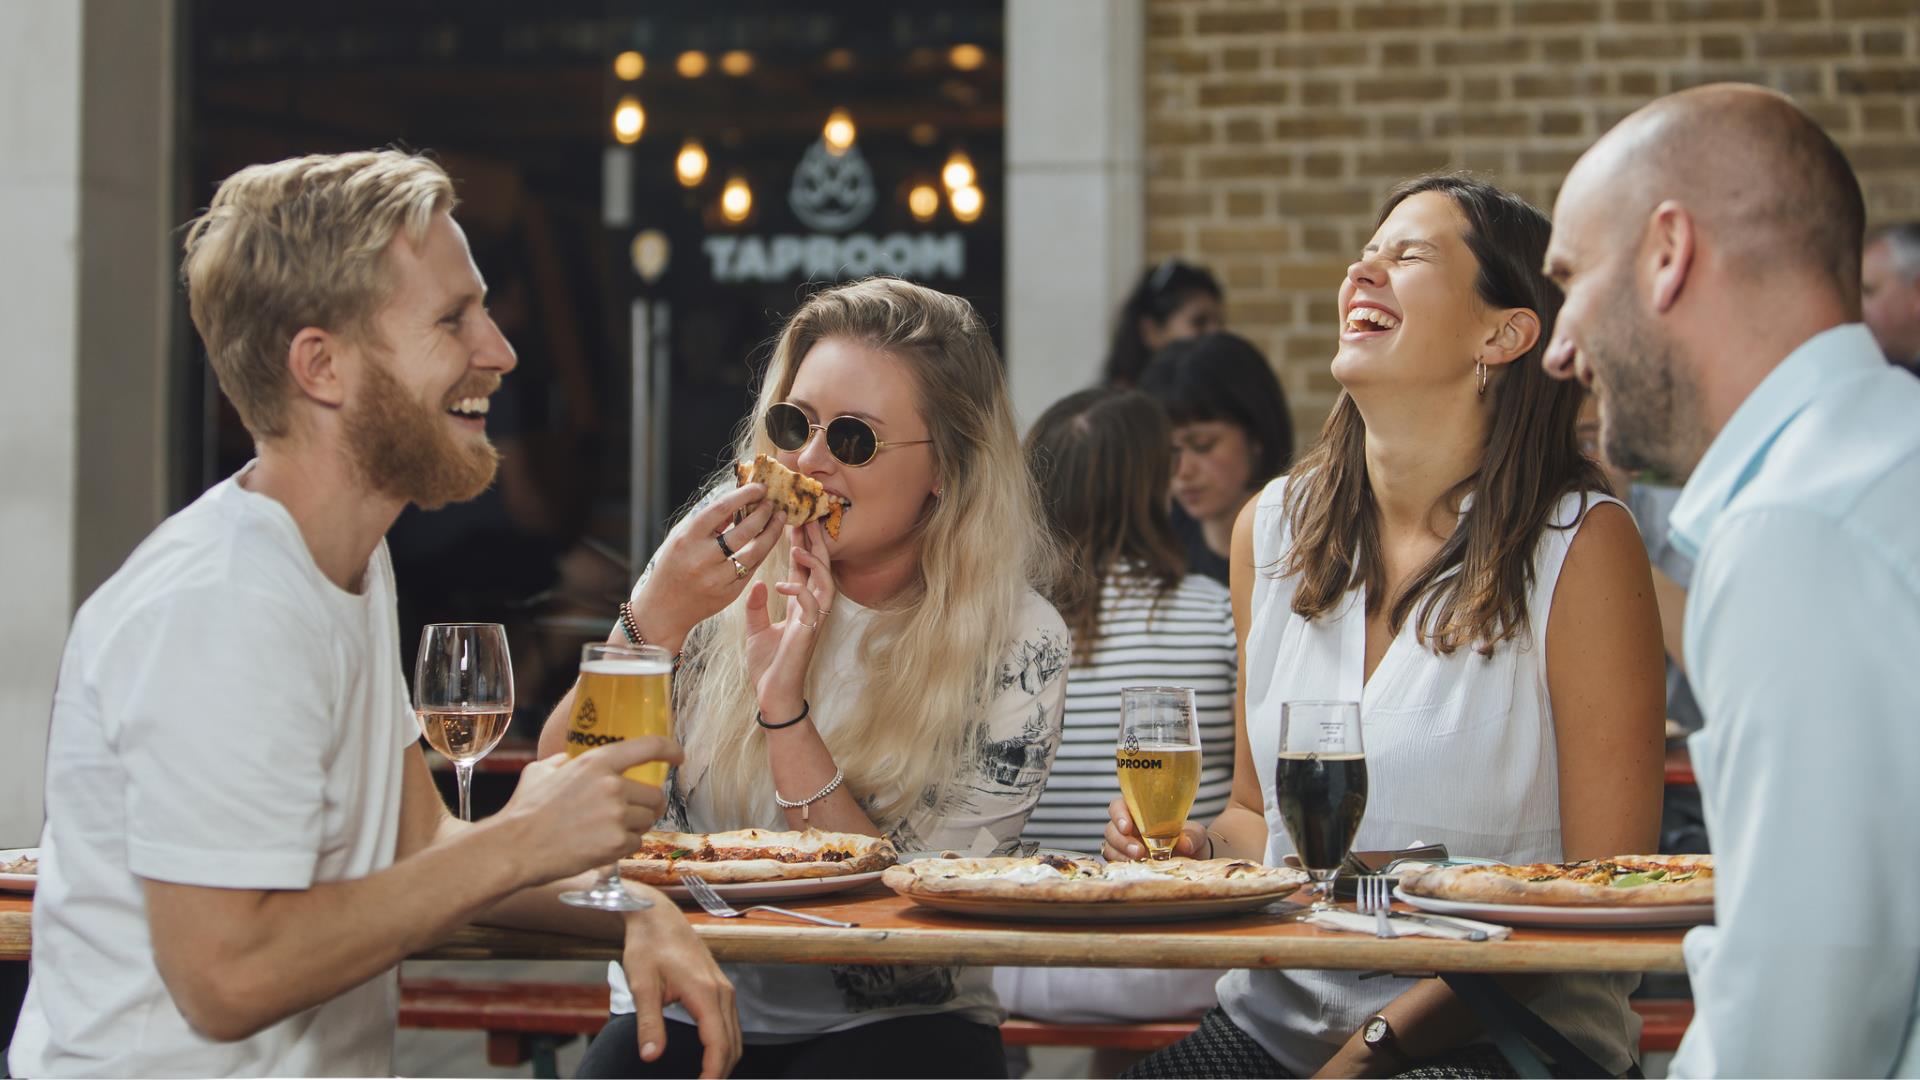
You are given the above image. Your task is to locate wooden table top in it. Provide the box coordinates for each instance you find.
[0,885,1689,974]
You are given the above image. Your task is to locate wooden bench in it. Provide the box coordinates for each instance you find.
[399,977,608,1077]
[1632,996,1694,1053]
[399,978,1694,1075]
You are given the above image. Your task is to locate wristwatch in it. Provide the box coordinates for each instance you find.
[1362,1014,1409,1067]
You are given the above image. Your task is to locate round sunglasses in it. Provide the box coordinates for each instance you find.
[763,401,931,467]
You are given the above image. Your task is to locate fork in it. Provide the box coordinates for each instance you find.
[1355,875,1397,939]
[679,874,858,928]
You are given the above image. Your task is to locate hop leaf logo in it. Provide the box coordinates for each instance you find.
[576,698,600,731]
[788,138,877,232]
[1121,732,1141,755]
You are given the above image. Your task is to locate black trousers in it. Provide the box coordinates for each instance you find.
[577,1011,1007,1079]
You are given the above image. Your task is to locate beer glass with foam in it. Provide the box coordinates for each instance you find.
[1116,686,1202,860]
[558,642,673,912]
[413,623,514,822]
[1276,700,1367,910]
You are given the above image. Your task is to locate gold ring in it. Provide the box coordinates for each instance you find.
[798,616,819,629]
[730,556,748,579]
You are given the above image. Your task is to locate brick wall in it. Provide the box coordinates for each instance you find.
[1143,0,1920,432]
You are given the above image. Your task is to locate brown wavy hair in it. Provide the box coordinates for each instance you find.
[1026,388,1188,664]
[1281,174,1607,654]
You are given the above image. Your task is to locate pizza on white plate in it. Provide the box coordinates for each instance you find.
[1398,854,1713,907]
[883,854,1308,903]
[0,854,36,875]
[735,454,850,538]
[619,828,895,884]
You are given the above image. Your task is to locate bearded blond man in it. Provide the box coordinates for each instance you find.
[11,151,739,1078]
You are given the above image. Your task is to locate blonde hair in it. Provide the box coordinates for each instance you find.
[677,278,1059,828]
[181,150,457,439]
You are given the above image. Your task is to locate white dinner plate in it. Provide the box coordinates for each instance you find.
[0,847,39,893]
[655,869,887,903]
[1394,885,1713,929]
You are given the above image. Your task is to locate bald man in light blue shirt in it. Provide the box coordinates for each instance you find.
[1544,84,1920,1077]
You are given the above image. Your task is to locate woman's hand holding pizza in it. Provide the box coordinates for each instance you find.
[628,482,782,652]
[745,521,837,723]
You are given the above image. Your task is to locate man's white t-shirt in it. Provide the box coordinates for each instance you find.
[10,465,417,1078]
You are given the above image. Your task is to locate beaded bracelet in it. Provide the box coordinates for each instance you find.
[616,601,685,669]
[774,767,845,823]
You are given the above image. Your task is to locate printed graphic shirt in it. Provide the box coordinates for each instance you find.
[608,587,1070,1038]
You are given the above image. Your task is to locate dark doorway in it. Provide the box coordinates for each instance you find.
[182,0,1005,749]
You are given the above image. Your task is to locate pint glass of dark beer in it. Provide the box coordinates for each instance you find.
[1276,700,1366,910]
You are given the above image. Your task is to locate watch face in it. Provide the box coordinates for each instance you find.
[1364,1017,1389,1044]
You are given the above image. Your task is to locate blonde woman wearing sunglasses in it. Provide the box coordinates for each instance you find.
[540,277,1069,1078]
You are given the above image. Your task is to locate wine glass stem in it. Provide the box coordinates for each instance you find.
[455,761,475,822]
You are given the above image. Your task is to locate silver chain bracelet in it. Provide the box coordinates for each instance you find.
[774,767,845,823]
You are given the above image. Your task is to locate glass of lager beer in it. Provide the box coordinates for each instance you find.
[1115,686,1203,860]
[413,623,514,822]
[1276,700,1367,911]
[558,642,673,912]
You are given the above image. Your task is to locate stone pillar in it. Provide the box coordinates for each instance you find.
[1004,0,1145,429]
[0,0,175,846]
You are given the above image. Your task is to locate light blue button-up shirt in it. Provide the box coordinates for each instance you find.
[1667,324,1920,1078]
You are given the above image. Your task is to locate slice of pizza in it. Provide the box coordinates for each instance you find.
[880,855,1307,902]
[1399,854,1713,907]
[620,828,896,884]
[734,453,850,538]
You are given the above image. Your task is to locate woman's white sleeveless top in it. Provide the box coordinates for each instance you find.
[1214,478,1640,1075]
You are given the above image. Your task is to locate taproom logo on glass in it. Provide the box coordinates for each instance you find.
[789,137,877,232]
[1122,732,1141,754]
[577,699,599,730]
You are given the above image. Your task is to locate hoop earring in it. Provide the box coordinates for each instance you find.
[1476,360,1488,398]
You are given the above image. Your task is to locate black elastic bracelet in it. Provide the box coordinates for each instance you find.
[756,700,810,730]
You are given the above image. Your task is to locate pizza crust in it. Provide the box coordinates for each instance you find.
[734,454,850,538]
[883,856,1308,903]
[1399,854,1714,907]
[620,828,897,884]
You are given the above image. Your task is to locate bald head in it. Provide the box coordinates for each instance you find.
[1563,83,1866,304]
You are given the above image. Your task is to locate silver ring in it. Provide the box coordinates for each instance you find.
[730,556,748,579]
[798,615,819,629]
[715,533,735,558]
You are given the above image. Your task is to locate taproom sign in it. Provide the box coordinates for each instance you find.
[702,137,968,284]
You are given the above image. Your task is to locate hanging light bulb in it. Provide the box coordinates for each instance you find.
[823,108,856,155]
[612,51,644,81]
[719,50,755,76]
[951,184,983,224]
[949,44,986,71]
[908,183,940,223]
[676,50,710,78]
[720,175,753,223]
[612,96,645,144]
[941,150,975,193]
[675,139,709,187]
